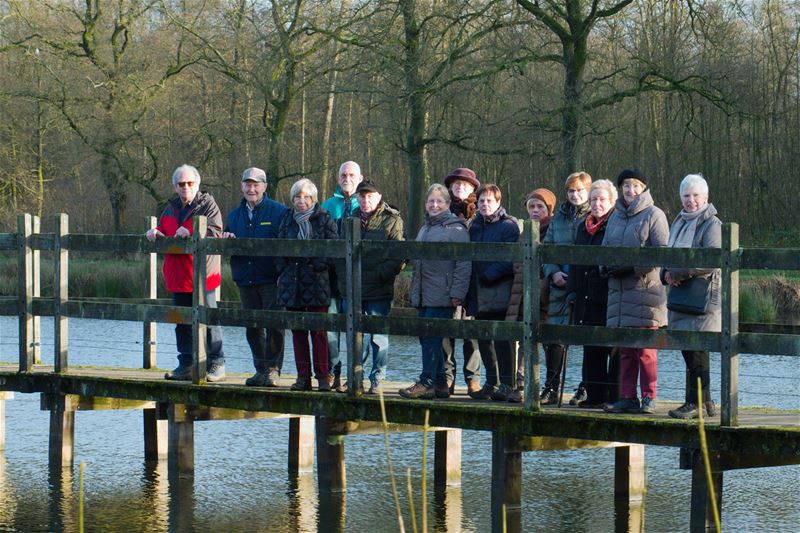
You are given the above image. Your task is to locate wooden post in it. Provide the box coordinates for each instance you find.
[191,216,208,384]
[288,415,315,475]
[318,491,347,533]
[523,220,541,410]
[17,214,34,372]
[345,218,363,396]
[32,215,42,365]
[167,404,194,478]
[614,444,645,501]
[690,464,723,531]
[143,216,158,369]
[144,402,168,461]
[48,393,75,470]
[720,223,740,426]
[491,432,522,533]
[0,392,11,451]
[53,213,69,373]
[316,417,346,493]
[434,428,462,487]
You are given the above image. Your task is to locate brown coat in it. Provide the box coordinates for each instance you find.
[505,222,550,323]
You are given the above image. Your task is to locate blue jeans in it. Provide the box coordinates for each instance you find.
[173,290,224,368]
[343,298,391,384]
[418,307,453,387]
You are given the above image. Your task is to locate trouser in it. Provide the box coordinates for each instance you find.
[417,307,452,387]
[442,308,481,385]
[342,298,391,384]
[619,328,659,399]
[682,349,711,404]
[289,306,330,380]
[325,298,343,378]
[476,311,512,387]
[172,290,224,367]
[543,344,566,391]
[582,345,612,403]
[238,284,284,373]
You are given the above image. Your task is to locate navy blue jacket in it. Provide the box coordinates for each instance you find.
[466,208,520,316]
[225,196,289,286]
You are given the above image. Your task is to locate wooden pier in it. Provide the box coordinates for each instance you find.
[1,213,799,532]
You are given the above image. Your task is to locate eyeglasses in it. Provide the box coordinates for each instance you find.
[177,182,195,188]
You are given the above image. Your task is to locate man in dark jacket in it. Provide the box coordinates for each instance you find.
[146,164,225,382]
[222,167,289,386]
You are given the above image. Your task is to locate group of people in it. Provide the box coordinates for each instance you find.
[147,162,721,420]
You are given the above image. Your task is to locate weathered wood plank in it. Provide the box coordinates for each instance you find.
[28,233,54,251]
[167,404,194,477]
[143,216,158,369]
[523,220,540,410]
[32,216,41,365]
[192,217,207,384]
[205,237,347,258]
[540,244,724,268]
[362,315,525,341]
[17,214,33,372]
[207,307,345,331]
[47,393,75,470]
[0,233,17,251]
[40,394,156,411]
[288,416,315,474]
[53,214,69,373]
[721,223,740,426]
[540,324,721,351]
[491,432,522,533]
[740,247,800,270]
[434,429,462,487]
[345,218,364,397]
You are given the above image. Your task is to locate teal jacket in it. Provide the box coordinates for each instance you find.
[321,186,360,222]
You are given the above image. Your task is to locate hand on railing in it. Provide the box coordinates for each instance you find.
[221,232,236,239]
[145,228,164,242]
[174,227,190,239]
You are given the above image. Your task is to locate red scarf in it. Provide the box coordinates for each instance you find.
[585,211,611,236]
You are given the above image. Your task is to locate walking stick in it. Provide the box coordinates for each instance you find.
[557,302,576,408]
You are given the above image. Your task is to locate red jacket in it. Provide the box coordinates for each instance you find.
[155,191,222,293]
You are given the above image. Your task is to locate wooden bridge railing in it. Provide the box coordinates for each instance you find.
[1,213,799,427]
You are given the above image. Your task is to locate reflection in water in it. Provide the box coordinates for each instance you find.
[433,485,463,533]
[0,455,17,524]
[318,489,346,533]
[287,473,319,533]
[615,498,645,533]
[142,461,170,532]
[168,469,195,532]
[48,466,75,533]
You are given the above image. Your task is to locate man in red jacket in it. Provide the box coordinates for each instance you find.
[146,164,225,381]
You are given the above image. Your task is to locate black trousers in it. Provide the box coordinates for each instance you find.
[543,344,566,390]
[238,284,285,373]
[582,345,612,403]
[476,311,512,387]
[682,350,711,404]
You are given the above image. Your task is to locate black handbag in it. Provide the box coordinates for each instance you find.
[667,276,712,315]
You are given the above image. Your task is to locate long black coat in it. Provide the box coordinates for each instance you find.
[567,216,611,326]
[275,206,338,308]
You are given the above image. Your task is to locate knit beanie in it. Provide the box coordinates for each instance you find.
[617,168,647,186]
[524,188,557,215]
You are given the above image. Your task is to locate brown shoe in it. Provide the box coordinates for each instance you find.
[506,387,524,403]
[290,377,311,391]
[434,382,451,399]
[317,375,334,392]
[467,380,481,396]
[399,382,435,399]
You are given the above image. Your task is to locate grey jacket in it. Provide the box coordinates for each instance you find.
[662,204,722,332]
[603,189,669,328]
[409,212,471,308]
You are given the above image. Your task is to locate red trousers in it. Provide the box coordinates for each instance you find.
[289,306,330,380]
[619,327,658,399]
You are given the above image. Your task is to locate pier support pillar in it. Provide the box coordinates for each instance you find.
[48,394,75,470]
[144,402,168,461]
[288,415,315,475]
[491,432,522,533]
[167,404,194,478]
[690,464,722,532]
[0,392,12,451]
[316,417,346,493]
[614,444,645,501]
[434,428,462,488]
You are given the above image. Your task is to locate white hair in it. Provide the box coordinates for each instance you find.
[290,178,318,203]
[338,161,362,177]
[589,179,618,204]
[172,164,201,186]
[680,174,708,196]
[426,183,451,204]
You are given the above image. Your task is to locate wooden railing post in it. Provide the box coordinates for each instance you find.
[191,216,208,384]
[143,216,158,369]
[18,214,34,372]
[523,220,541,410]
[54,213,69,373]
[721,223,740,426]
[345,217,363,397]
[32,215,42,364]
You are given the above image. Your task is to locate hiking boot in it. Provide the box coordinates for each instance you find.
[469,383,497,400]
[399,382,435,400]
[467,380,482,396]
[206,361,226,383]
[332,373,347,393]
[506,387,524,403]
[317,375,334,392]
[245,371,268,386]
[639,396,656,414]
[165,364,193,381]
[434,382,451,399]
[539,387,559,405]
[290,377,312,391]
[603,397,640,413]
[704,400,717,417]
[569,385,587,406]
[367,380,382,395]
[668,402,699,419]
[264,369,280,387]
[491,384,513,402]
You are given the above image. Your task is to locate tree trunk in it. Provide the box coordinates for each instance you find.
[561,35,587,176]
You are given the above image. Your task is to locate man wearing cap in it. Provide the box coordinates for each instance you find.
[222,167,289,386]
[443,167,483,396]
[340,180,405,394]
[321,161,364,391]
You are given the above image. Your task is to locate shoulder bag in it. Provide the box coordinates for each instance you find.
[667,276,712,316]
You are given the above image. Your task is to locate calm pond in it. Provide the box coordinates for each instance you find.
[0,316,798,532]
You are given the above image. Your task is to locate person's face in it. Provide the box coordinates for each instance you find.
[450,179,475,201]
[292,189,314,212]
[621,179,645,204]
[338,164,363,196]
[241,180,266,206]
[174,170,199,205]
[526,199,549,221]
[358,191,382,214]
[589,189,613,218]
[478,192,500,217]
[426,191,449,217]
[681,185,708,213]
[567,181,589,206]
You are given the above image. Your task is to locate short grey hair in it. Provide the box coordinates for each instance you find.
[339,161,362,176]
[426,183,451,204]
[172,164,201,187]
[680,174,709,196]
[290,178,318,203]
[589,179,618,204]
